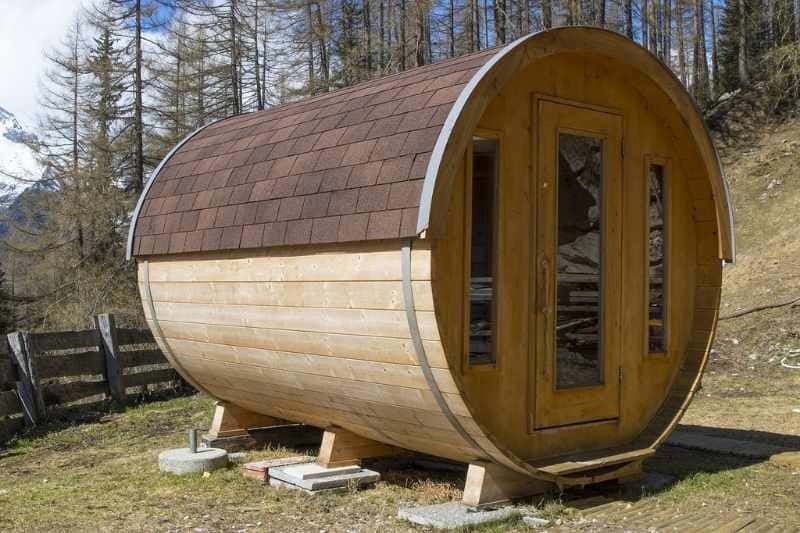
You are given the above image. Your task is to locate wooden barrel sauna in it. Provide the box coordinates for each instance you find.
[128,27,734,490]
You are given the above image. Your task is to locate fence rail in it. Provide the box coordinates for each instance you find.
[0,314,185,444]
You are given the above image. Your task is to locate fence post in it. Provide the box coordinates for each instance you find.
[95,314,125,404]
[6,331,41,426]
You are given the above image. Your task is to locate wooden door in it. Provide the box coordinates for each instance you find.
[531,98,623,430]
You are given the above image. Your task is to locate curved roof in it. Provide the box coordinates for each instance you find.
[129,27,734,261]
[128,48,498,257]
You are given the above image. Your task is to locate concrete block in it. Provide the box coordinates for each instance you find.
[268,462,380,492]
[397,502,519,530]
[158,447,228,475]
[522,516,550,528]
[241,456,313,482]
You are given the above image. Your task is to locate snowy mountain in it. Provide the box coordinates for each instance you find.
[0,106,45,206]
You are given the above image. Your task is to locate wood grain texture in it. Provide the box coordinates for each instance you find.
[134,35,727,481]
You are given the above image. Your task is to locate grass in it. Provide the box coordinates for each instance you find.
[1,373,799,532]
[3,106,800,532]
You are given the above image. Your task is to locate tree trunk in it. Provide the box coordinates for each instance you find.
[134,0,144,192]
[253,0,264,110]
[448,0,455,57]
[495,0,506,43]
[314,2,330,89]
[596,0,605,27]
[710,0,719,97]
[306,1,316,92]
[738,0,748,85]
[379,0,385,71]
[694,0,710,105]
[229,0,241,114]
[365,0,373,74]
[400,0,407,70]
[677,0,687,85]
[642,0,649,47]
[625,0,633,37]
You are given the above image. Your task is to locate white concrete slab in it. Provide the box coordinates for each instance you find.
[398,502,519,530]
[269,463,380,492]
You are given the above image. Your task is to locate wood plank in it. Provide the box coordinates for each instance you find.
[154,319,448,368]
[165,337,459,393]
[0,357,17,389]
[462,461,551,507]
[148,280,434,311]
[317,426,396,467]
[179,354,471,416]
[35,351,105,379]
[95,314,125,403]
[153,301,439,341]
[116,328,155,346]
[119,349,166,368]
[0,389,22,417]
[145,244,431,283]
[0,416,24,443]
[41,381,107,406]
[123,368,178,388]
[31,330,98,352]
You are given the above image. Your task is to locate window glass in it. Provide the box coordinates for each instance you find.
[648,163,667,353]
[468,138,497,365]
[555,133,604,389]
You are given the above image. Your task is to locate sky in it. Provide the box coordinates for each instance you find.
[0,0,86,126]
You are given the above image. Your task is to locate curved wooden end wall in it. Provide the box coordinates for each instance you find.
[136,242,527,471]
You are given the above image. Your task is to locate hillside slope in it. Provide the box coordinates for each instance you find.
[683,114,800,436]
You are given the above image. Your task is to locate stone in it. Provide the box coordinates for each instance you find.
[397,502,519,530]
[158,447,228,475]
[268,462,380,492]
[228,452,248,463]
[522,516,550,528]
[241,456,314,482]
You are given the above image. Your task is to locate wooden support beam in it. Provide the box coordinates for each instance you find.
[6,332,36,426]
[203,401,322,452]
[316,426,396,468]
[7,332,44,425]
[462,461,553,508]
[94,314,125,404]
[207,401,287,439]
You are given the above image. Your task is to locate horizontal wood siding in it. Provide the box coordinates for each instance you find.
[141,241,489,462]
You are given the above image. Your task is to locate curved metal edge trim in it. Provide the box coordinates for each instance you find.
[140,260,216,398]
[416,34,528,237]
[126,118,228,261]
[416,26,735,263]
[400,239,487,459]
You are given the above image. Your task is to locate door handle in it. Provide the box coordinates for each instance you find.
[538,255,552,379]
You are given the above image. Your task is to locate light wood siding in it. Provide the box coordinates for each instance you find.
[138,242,491,463]
[430,49,720,463]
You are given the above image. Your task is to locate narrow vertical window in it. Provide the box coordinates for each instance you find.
[648,163,667,354]
[467,137,498,365]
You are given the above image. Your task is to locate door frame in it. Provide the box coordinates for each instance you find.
[529,94,625,432]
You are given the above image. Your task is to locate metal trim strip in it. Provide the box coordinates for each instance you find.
[140,260,215,398]
[416,26,735,262]
[401,239,487,459]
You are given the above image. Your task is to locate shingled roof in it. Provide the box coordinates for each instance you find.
[130,47,500,257]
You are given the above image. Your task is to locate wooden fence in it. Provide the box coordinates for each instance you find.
[0,314,185,444]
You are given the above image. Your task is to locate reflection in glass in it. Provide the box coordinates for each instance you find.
[468,138,497,365]
[648,164,667,353]
[555,133,604,389]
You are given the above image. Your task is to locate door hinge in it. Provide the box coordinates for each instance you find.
[621,139,625,159]
[618,367,624,384]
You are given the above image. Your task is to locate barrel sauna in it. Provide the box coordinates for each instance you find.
[128,27,734,499]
